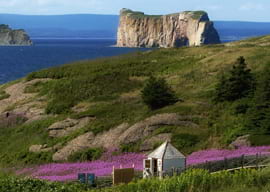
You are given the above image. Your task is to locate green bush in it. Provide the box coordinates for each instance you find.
[232,98,251,115]
[249,135,270,146]
[16,151,53,165]
[171,133,199,150]
[0,90,10,100]
[68,148,103,162]
[0,177,87,192]
[141,76,178,110]
[120,143,140,153]
[245,68,270,135]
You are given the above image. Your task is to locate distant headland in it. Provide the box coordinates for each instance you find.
[0,24,32,46]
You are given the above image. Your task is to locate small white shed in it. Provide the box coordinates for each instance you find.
[143,141,186,178]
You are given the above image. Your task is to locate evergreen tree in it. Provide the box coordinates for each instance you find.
[246,68,270,134]
[141,76,178,110]
[214,56,255,102]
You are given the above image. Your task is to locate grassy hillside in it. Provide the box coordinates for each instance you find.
[1,35,270,167]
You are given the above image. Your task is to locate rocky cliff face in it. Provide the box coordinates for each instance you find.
[117,9,220,48]
[0,24,32,46]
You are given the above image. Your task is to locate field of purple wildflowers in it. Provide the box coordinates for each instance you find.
[17,146,270,182]
[17,150,145,181]
[187,146,270,165]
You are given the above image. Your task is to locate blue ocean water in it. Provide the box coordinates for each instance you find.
[0,39,145,84]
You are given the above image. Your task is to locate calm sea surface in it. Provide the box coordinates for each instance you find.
[0,39,145,84]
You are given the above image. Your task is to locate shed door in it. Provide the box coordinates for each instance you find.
[153,159,158,173]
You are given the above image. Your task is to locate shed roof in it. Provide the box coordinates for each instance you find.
[148,141,186,160]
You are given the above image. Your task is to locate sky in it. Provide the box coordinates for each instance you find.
[0,0,269,22]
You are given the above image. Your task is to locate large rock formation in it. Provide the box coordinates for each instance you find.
[117,9,220,48]
[0,24,32,45]
[52,113,199,161]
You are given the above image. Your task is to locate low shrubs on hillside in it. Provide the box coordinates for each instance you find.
[16,151,53,165]
[0,90,10,100]
[171,133,199,149]
[120,143,140,153]
[68,148,103,162]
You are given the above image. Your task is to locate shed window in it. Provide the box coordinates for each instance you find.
[145,160,151,168]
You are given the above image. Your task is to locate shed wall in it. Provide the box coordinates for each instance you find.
[163,158,186,172]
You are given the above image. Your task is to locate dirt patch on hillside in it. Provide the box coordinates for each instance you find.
[0,79,51,122]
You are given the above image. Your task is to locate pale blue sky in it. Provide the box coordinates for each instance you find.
[0,0,269,21]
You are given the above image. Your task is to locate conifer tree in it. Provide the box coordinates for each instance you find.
[141,76,178,110]
[214,56,255,102]
[246,68,270,134]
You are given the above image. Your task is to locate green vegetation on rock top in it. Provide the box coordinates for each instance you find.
[183,10,208,19]
[121,9,207,19]
[121,9,162,19]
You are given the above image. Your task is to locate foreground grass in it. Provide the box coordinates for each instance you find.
[95,168,270,192]
[1,168,270,192]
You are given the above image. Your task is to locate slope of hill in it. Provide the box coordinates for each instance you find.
[1,35,270,167]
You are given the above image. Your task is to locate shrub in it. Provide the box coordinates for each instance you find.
[171,133,199,149]
[120,143,140,153]
[232,98,252,115]
[214,56,255,102]
[0,90,10,100]
[68,148,103,162]
[16,151,53,165]
[0,177,87,192]
[141,76,178,110]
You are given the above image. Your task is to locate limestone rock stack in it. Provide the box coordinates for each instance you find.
[117,9,220,48]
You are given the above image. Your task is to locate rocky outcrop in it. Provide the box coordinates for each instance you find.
[0,79,51,123]
[47,117,93,138]
[117,9,220,48]
[0,112,27,128]
[29,144,61,153]
[230,135,251,149]
[53,132,95,161]
[118,113,198,144]
[0,24,32,46]
[53,113,199,161]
